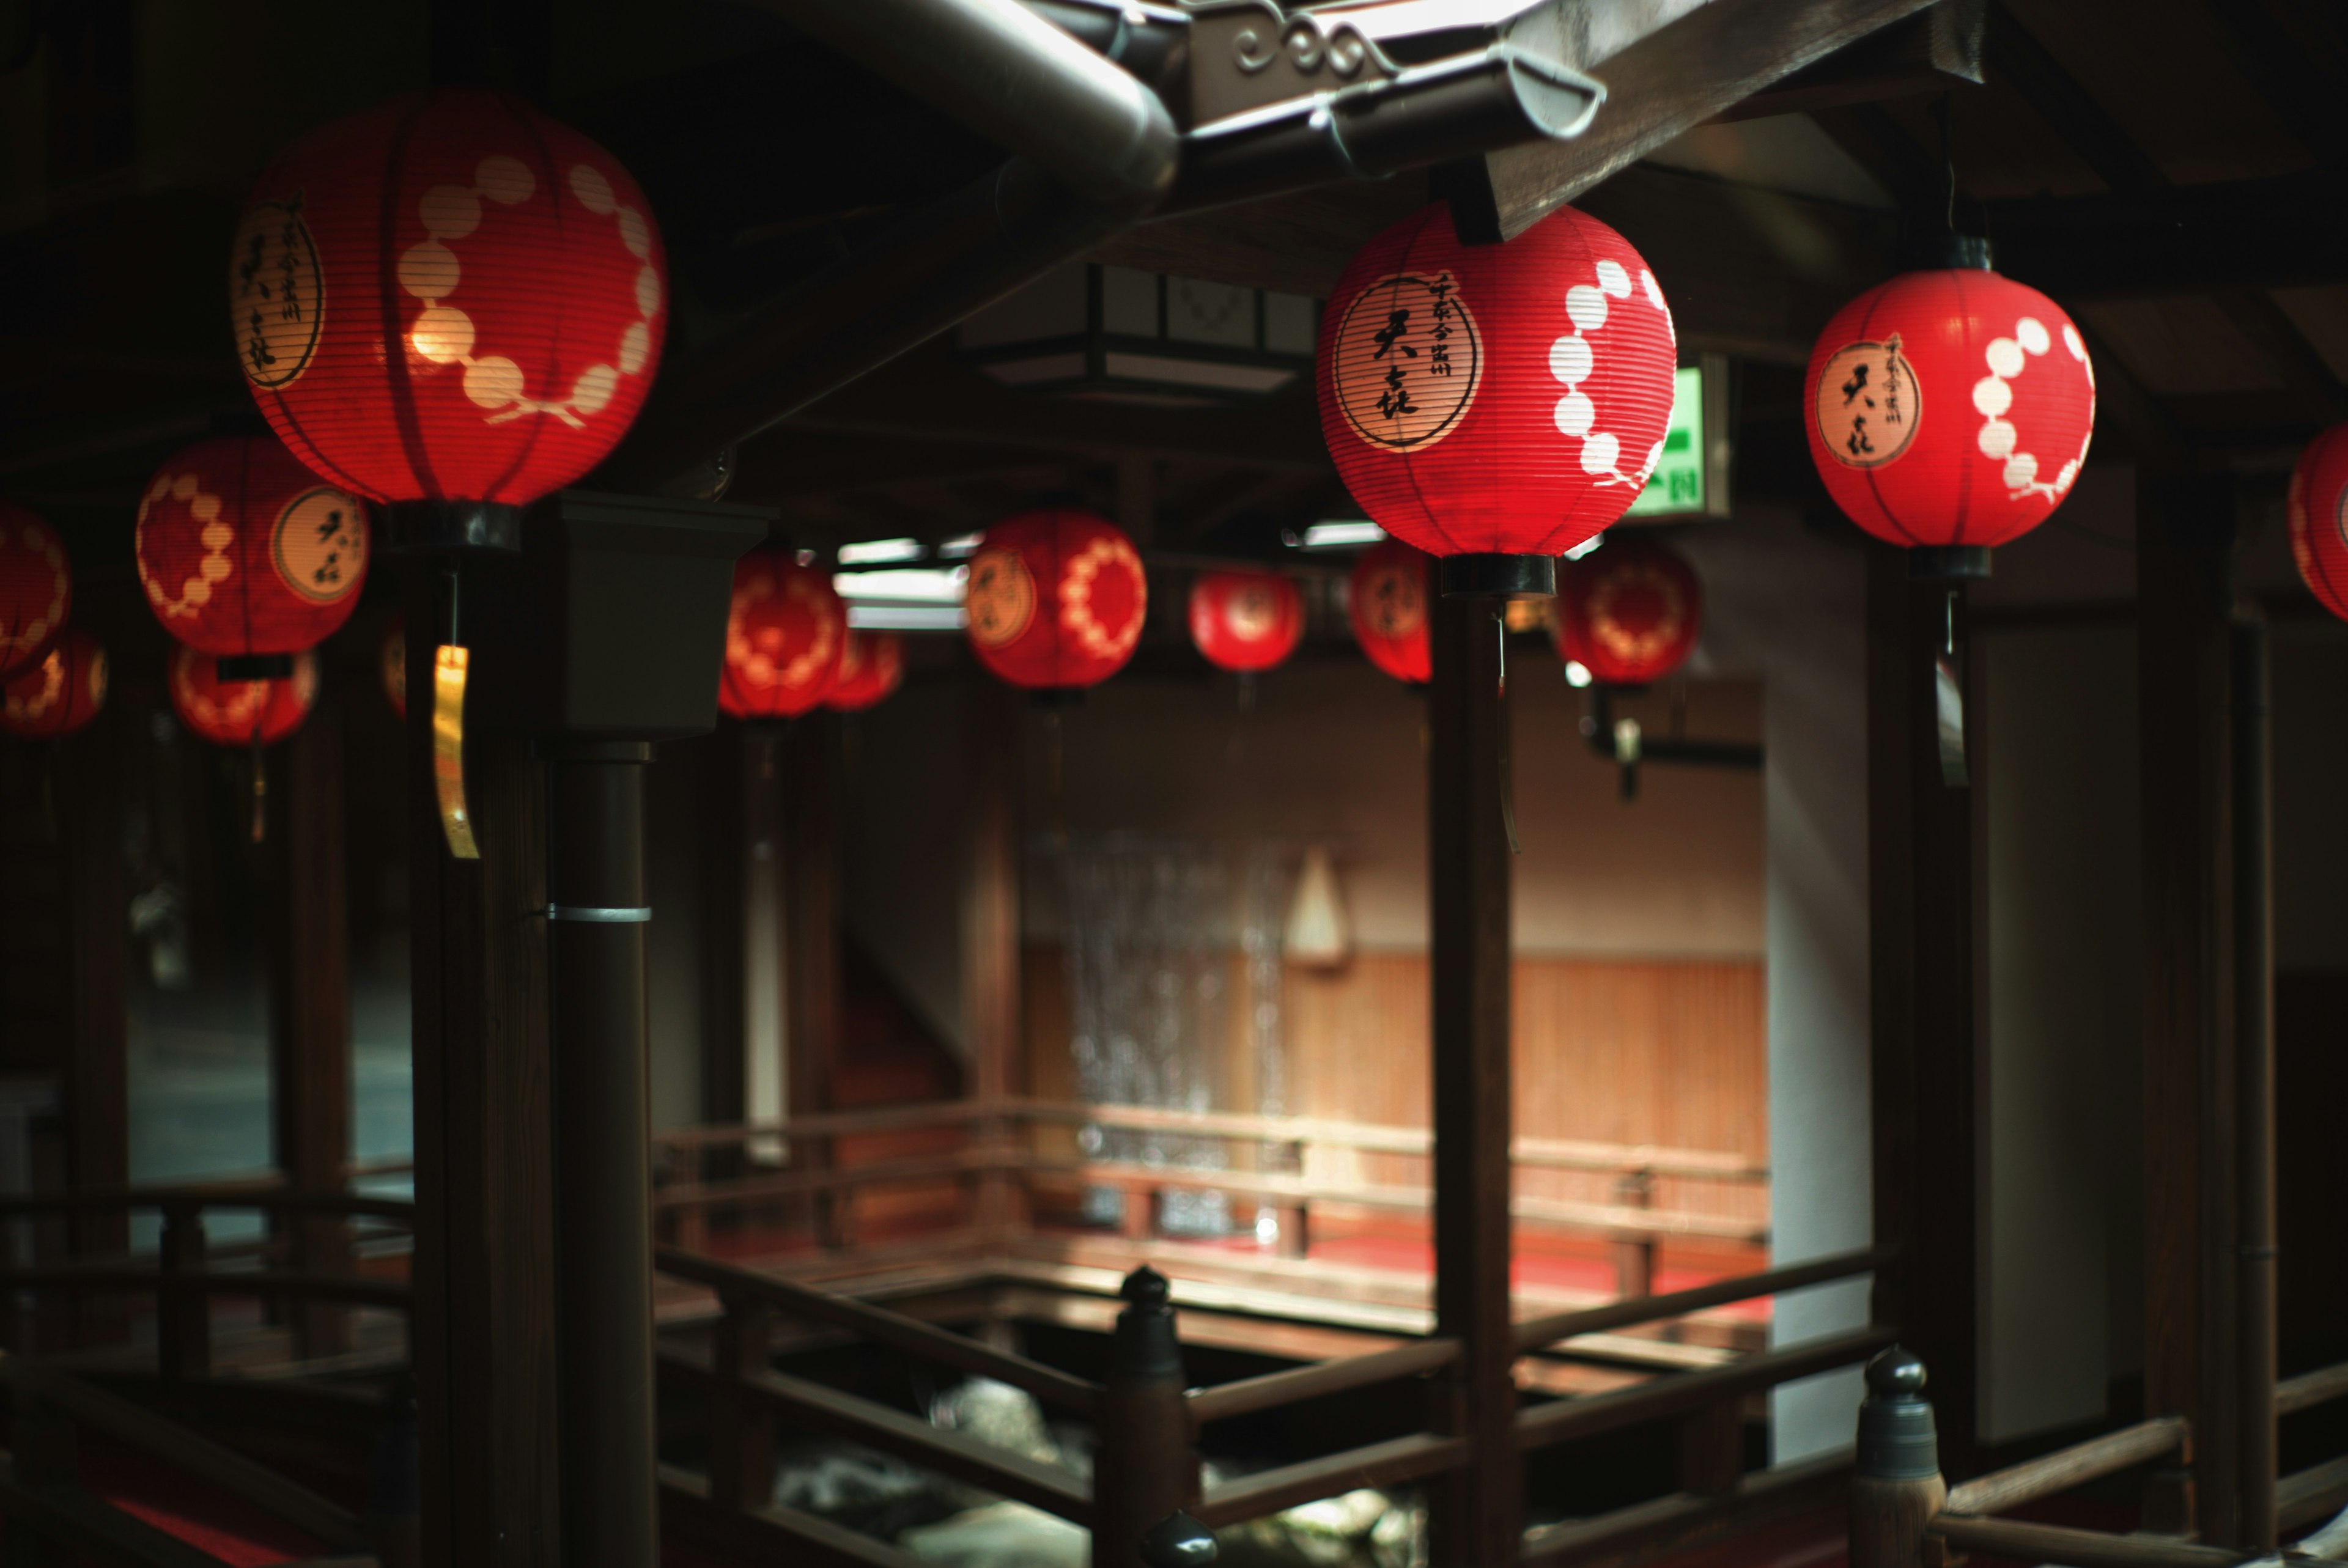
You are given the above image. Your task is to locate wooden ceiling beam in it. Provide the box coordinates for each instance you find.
[1447,0,1946,242]
[2194,0,2348,170]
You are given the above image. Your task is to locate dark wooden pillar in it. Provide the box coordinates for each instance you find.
[403,580,561,1568]
[1425,594,1520,1563]
[1865,542,1981,1478]
[270,697,352,1356]
[696,723,749,1137]
[782,713,840,1124]
[963,682,1023,1238]
[2137,471,2239,1545]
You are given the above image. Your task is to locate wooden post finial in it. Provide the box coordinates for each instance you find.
[1140,1511,1217,1566]
[1850,1347,1947,1568]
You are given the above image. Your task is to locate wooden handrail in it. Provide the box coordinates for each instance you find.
[652,1246,1101,1416]
[0,1353,371,1551]
[652,1149,1000,1209]
[661,1349,1095,1525]
[660,1467,928,1567]
[2281,1454,2348,1534]
[1033,1157,1768,1241]
[1191,1433,1472,1528]
[0,1183,416,1224]
[0,1454,241,1568]
[650,1097,1767,1182]
[0,1265,412,1310]
[2280,1357,2348,1417]
[1186,1337,1462,1427]
[1512,1247,1886,1352]
[1942,1416,2190,1517]
[1519,1451,1851,1565]
[1927,1515,2250,1566]
[1513,1326,1897,1454]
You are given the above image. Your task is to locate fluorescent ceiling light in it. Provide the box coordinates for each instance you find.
[1563,660,1593,688]
[833,566,967,603]
[838,537,925,566]
[850,604,967,631]
[937,532,983,559]
[1299,520,1386,550]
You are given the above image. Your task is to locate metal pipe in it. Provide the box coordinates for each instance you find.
[732,0,1179,207]
[547,742,657,1568]
[2233,619,2278,1553]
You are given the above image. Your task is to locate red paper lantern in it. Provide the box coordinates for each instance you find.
[1,628,107,740]
[1554,538,1703,686]
[169,644,318,746]
[1318,203,1678,594]
[136,436,369,661]
[0,502,70,681]
[1189,569,1304,674]
[2287,422,2348,623]
[826,630,904,712]
[234,89,667,534]
[1348,539,1432,685]
[1805,255,2095,570]
[382,617,408,720]
[964,510,1147,690]
[720,550,846,720]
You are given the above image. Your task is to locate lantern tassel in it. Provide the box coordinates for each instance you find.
[435,567,482,860]
[1935,588,1968,788]
[1497,613,1520,856]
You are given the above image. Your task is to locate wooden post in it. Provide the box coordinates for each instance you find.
[6,1373,78,1566]
[1095,1267,1196,1568]
[964,681,1024,1240]
[269,697,353,1359]
[403,578,562,1568]
[367,1375,423,1568]
[156,1200,210,1381]
[57,709,130,1337]
[782,713,845,1245]
[1866,544,1981,1478]
[1612,1169,1657,1300]
[2137,471,2238,1546]
[696,722,750,1163]
[1848,1347,1946,1568]
[708,1289,777,1511]
[2232,622,2276,1554]
[1425,592,1521,1564]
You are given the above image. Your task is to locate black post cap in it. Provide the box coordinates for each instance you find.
[1141,1511,1218,1566]
[1438,551,1557,600]
[1112,1265,1182,1377]
[1856,1345,1940,1481]
[379,499,524,554]
[1908,545,1991,581]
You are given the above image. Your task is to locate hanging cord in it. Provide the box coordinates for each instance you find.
[1046,705,1066,839]
[1496,611,1520,856]
[1932,94,1957,237]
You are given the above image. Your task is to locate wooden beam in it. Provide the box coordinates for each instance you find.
[402,577,561,1567]
[962,680,1024,1240]
[782,712,844,1240]
[2136,471,2242,1547]
[1718,0,1984,122]
[1450,0,1941,242]
[1424,592,1518,1564]
[1985,171,2348,297]
[268,698,352,1360]
[1865,542,1982,1478]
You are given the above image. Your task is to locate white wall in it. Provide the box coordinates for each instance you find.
[1679,508,1877,1465]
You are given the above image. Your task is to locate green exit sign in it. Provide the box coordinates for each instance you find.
[1624,360,1729,518]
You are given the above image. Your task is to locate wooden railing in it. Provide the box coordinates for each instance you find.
[1850,1349,2348,1568]
[650,1240,1883,1567]
[649,1096,1769,1299]
[0,1347,412,1567]
[0,1181,415,1374]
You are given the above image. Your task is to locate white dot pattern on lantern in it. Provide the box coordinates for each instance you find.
[136,469,232,619]
[2,518,70,661]
[1548,262,1675,490]
[401,155,662,430]
[1974,314,2094,503]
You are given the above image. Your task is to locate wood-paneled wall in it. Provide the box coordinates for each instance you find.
[1024,946,1768,1227]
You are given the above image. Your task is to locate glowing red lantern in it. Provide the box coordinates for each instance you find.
[169,644,318,747]
[135,436,369,666]
[2288,422,2348,623]
[1806,248,2095,574]
[234,89,666,542]
[1553,539,1703,686]
[1189,569,1304,674]
[1319,204,1677,596]
[0,502,70,681]
[720,550,846,720]
[1,628,107,740]
[825,630,904,712]
[1348,539,1432,685]
[964,510,1147,691]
